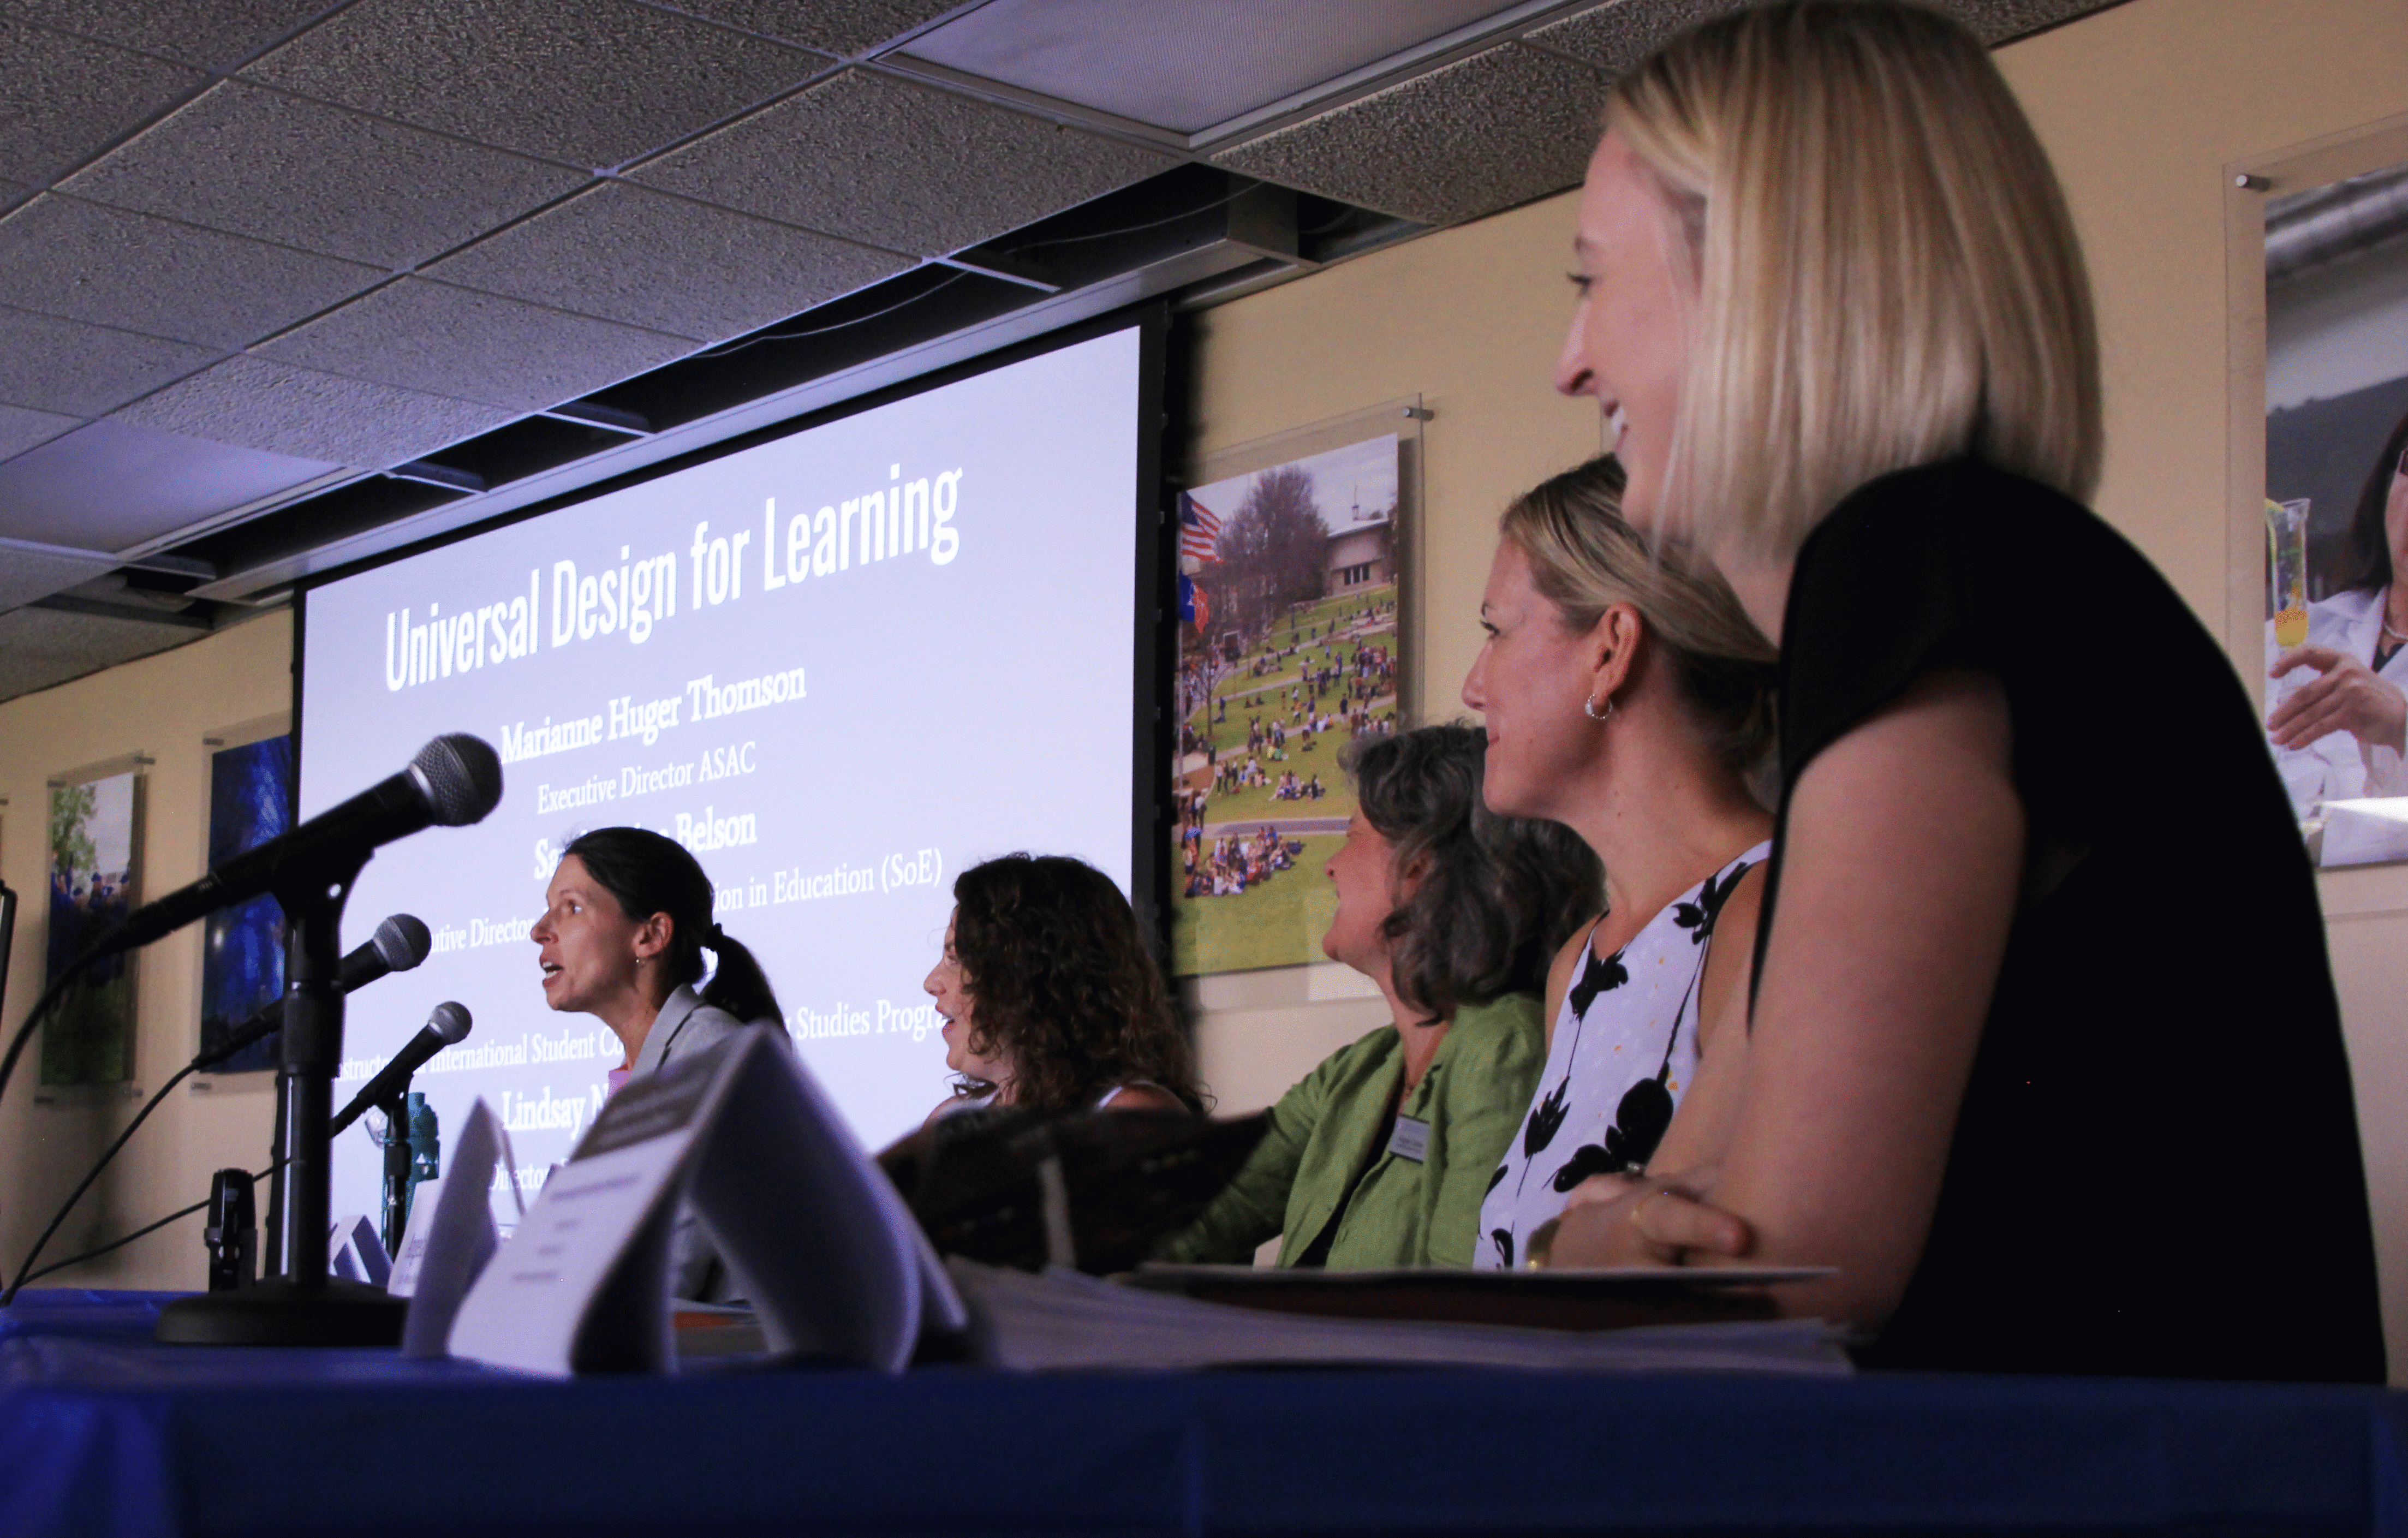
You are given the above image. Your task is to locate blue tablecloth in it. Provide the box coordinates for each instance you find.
[2,1289,2403,1537]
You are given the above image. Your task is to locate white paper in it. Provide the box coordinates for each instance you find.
[398,1098,509,1358]
[951,1262,1851,1376]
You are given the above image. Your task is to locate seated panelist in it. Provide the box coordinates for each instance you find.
[532,826,785,1085]
[923,853,1202,1120]
[531,826,785,1298]
[1461,457,1779,1270]
[1161,724,1599,1269]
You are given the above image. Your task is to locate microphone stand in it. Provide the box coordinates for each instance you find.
[158,855,407,1345]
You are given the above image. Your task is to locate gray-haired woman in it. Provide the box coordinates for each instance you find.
[1161,723,1600,1268]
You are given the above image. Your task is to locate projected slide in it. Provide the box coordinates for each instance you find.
[301,326,1145,1224]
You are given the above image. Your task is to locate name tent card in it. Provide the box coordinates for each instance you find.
[394,1098,517,1359]
[448,1027,952,1376]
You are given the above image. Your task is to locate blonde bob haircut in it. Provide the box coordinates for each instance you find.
[1500,457,1779,790]
[1610,0,2102,561]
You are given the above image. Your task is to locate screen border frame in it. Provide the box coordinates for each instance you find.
[291,300,1173,955]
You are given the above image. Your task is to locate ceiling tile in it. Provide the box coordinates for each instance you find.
[655,0,963,57]
[0,546,117,612]
[0,603,214,702]
[903,0,1519,135]
[114,355,515,469]
[425,182,912,342]
[0,418,338,551]
[243,0,822,168]
[1921,0,2119,44]
[0,195,384,349]
[253,277,696,412]
[62,82,592,269]
[635,68,1175,257]
[12,0,333,70]
[0,307,218,418]
[0,404,80,461]
[0,17,207,183]
[1519,0,1751,75]
[1523,0,2117,75]
[1213,43,1600,226]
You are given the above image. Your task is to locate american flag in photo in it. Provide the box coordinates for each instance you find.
[1179,492,1223,563]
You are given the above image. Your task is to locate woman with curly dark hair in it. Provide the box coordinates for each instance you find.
[922,853,1201,1118]
[1160,724,1602,1269]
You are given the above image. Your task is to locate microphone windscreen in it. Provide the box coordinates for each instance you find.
[428,1001,473,1045]
[413,735,503,826]
[373,914,431,973]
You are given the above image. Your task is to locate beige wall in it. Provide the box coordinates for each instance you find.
[2,0,2403,1366]
[0,612,292,1290]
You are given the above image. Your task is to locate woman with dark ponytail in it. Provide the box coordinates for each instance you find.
[531,826,784,1090]
[531,827,784,1299]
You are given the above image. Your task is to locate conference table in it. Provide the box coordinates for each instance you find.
[2,1289,2403,1537]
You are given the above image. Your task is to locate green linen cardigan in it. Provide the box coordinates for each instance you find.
[1164,992,1546,1268]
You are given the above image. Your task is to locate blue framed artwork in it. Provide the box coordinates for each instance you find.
[199,735,292,1073]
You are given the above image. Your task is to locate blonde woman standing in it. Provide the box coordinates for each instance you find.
[1541,0,2381,1383]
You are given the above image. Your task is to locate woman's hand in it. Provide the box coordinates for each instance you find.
[1545,1171,1753,1267]
[2270,645,2408,754]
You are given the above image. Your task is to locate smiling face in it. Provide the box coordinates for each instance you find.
[1463,540,1616,822]
[925,911,1011,1087]
[530,854,651,1017]
[1321,809,1399,975]
[1554,132,1698,533]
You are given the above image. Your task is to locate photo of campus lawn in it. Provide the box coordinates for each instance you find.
[1170,583,1399,975]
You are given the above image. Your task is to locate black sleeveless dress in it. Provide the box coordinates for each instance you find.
[1755,457,2386,1382]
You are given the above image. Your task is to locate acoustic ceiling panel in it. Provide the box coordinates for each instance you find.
[1928,0,2121,43]
[253,277,696,413]
[1525,0,2118,72]
[903,0,1521,135]
[0,545,116,612]
[1213,43,1602,228]
[244,0,823,169]
[115,355,516,470]
[657,0,970,58]
[0,307,217,418]
[0,418,337,551]
[0,544,116,611]
[1519,0,1749,74]
[0,604,212,704]
[426,182,913,343]
[0,195,383,350]
[0,403,80,462]
[19,0,338,70]
[64,82,592,269]
[0,17,206,184]
[635,68,1176,258]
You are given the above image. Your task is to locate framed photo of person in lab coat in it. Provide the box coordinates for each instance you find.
[2262,158,2408,867]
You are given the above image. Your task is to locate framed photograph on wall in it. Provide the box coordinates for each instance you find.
[1170,401,1421,977]
[199,718,293,1072]
[2260,158,2408,866]
[43,759,145,1086]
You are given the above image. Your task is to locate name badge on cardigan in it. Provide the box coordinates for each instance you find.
[1386,1115,1431,1164]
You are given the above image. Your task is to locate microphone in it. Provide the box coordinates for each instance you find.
[192,914,432,1071]
[98,735,502,958]
[330,1003,471,1138]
